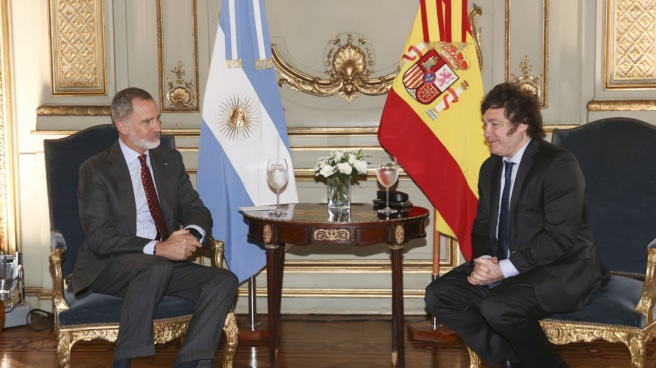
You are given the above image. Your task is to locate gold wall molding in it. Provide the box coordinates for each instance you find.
[157,0,199,112]
[0,0,16,254]
[243,287,426,299]
[605,0,656,89]
[272,6,484,103]
[36,105,111,116]
[48,0,106,95]
[506,0,548,107]
[587,99,656,111]
[272,33,395,102]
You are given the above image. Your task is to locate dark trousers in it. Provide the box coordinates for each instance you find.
[425,262,568,368]
[89,254,239,363]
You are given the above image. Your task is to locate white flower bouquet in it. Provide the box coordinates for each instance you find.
[314,149,368,181]
[315,149,368,210]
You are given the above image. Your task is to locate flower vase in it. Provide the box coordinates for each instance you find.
[327,176,351,211]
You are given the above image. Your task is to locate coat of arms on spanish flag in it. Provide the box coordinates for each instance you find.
[378,0,489,260]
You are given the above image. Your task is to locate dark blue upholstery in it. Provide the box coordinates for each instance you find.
[59,293,194,325]
[44,125,178,327]
[549,274,648,327]
[552,118,656,276]
[551,118,656,327]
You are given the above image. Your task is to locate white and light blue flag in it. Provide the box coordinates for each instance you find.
[197,0,298,283]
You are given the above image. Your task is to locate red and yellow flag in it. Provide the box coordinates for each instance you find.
[378,0,488,260]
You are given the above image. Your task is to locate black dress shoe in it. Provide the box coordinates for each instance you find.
[113,358,131,368]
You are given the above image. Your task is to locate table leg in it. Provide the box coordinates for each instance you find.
[390,244,405,368]
[265,244,285,368]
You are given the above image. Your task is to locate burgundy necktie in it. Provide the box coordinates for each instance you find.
[139,154,169,240]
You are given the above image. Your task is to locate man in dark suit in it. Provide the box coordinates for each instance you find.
[425,83,608,368]
[72,87,239,368]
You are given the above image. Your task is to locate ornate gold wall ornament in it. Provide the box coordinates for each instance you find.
[510,55,542,99]
[605,0,656,89]
[314,228,350,242]
[36,105,111,116]
[48,0,106,95]
[272,33,395,102]
[469,4,483,70]
[166,61,196,109]
[587,99,656,111]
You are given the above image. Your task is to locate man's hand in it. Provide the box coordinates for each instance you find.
[467,256,505,286]
[154,229,202,261]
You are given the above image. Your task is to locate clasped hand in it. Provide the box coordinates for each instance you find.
[467,256,505,286]
[154,229,201,261]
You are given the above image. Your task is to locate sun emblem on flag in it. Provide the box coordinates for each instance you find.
[216,95,260,141]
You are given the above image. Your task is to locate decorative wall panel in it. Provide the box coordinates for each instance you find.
[506,0,548,106]
[48,0,106,95]
[157,0,199,112]
[605,0,656,89]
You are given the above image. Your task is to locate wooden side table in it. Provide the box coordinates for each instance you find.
[242,203,429,368]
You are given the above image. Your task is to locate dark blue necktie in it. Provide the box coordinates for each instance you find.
[497,161,514,260]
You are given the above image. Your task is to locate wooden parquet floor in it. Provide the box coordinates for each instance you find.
[0,314,654,367]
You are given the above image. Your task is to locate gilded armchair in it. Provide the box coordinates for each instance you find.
[468,118,656,368]
[44,124,239,368]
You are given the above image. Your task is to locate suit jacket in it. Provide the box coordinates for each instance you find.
[71,142,212,294]
[472,139,607,312]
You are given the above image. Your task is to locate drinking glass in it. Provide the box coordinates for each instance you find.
[267,158,289,217]
[376,156,399,216]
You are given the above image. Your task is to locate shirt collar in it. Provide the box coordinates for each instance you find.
[118,139,149,163]
[505,138,531,166]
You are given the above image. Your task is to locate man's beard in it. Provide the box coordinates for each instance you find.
[129,130,161,150]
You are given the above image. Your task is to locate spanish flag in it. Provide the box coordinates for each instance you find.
[378,0,488,260]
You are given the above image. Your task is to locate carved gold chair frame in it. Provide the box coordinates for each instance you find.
[50,239,239,368]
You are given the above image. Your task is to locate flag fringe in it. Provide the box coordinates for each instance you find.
[255,58,273,70]
[226,59,243,69]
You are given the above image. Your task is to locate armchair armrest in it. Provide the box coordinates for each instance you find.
[201,236,226,269]
[636,239,656,323]
[50,232,67,252]
[49,244,71,319]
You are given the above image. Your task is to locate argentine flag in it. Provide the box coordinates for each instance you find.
[197,0,298,283]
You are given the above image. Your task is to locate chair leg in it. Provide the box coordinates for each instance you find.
[466,345,483,368]
[56,331,74,368]
[221,311,239,368]
[627,335,647,368]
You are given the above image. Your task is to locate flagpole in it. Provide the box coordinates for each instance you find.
[238,275,269,340]
[407,209,457,342]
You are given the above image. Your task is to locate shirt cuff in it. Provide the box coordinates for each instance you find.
[499,258,519,278]
[143,240,158,255]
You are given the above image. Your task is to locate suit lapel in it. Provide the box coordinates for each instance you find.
[512,139,539,212]
[507,139,540,251]
[107,143,138,234]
